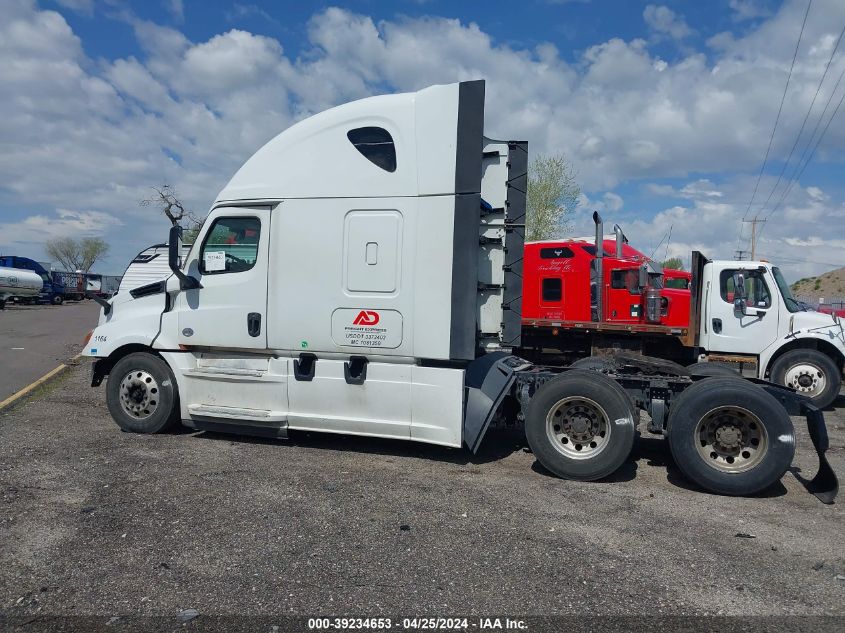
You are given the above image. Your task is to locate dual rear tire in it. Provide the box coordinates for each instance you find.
[526,371,795,495]
[525,371,636,481]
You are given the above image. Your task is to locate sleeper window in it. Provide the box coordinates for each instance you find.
[347,127,397,172]
[542,278,562,302]
[199,217,261,274]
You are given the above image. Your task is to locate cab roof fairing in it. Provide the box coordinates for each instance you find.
[215,81,484,203]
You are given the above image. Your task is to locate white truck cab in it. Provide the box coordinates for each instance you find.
[694,255,845,408]
[85,80,527,450]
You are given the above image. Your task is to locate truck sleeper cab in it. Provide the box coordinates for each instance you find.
[84,81,837,502]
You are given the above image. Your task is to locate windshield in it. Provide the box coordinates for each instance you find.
[772,267,800,313]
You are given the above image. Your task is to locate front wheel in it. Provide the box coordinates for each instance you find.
[51,295,63,305]
[668,378,794,496]
[106,353,180,433]
[770,349,840,409]
[525,370,636,481]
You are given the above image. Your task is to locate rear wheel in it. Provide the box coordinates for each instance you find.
[668,378,794,496]
[525,370,636,481]
[770,349,840,409]
[106,353,180,433]
[51,295,63,305]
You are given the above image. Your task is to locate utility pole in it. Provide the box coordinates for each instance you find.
[734,250,749,260]
[742,218,766,260]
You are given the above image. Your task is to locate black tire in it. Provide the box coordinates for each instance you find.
[106,353,180,433]
[51,295,63,305]
[570,356,614,371]
[686,361,740,377]
[770,349,841,409]
[667,378,795,496]
[525,370,636,481]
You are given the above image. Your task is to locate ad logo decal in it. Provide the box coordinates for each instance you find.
[353,310,380,326]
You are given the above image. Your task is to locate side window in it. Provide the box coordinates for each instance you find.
[199,217,261,274]
[542,277,562,302]
[720,270,772,308]
[611,269,640,294]
[347,127,396,172]
[665,277,689,290]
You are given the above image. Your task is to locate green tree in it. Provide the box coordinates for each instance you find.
[661,256,684,270]
[46,237,109,272]
[526,153,580,242]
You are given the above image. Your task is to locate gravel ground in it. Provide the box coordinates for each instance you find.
[1,365,844,628]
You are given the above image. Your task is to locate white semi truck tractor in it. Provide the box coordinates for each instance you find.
[82,81,837,501]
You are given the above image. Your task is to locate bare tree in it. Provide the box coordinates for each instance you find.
[46,237,109,272]
[526,153,581,242]
[140,185,203,242]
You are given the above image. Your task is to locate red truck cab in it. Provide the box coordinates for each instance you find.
[522,236,690,330]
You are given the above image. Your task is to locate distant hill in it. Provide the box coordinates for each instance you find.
[791,267,845,301]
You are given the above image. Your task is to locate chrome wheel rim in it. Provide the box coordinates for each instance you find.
[546,396,611,459]
[695,406,768,473]
[783,363,826,397]
[119,370,160,419]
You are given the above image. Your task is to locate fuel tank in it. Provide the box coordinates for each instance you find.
[0,266,43,298]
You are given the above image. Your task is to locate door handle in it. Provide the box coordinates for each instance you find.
[712,318,722,334]
[247,312,261,337]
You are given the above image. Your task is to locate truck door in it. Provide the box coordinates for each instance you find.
[176,207,271,350]
[702,265,779,353]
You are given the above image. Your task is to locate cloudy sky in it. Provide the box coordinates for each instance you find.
[2,0,844,281]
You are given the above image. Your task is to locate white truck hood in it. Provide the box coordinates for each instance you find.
[790,310,845,348]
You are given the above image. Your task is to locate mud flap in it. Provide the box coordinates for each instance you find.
[760,383,838,504]
[464,353,532,453]
[800,401,838,504]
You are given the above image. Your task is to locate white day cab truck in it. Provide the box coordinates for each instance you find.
[83,81,837,502]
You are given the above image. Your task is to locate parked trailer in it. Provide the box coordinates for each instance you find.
[85,274,122,298]
[0,266,42,309]
[81,81,837,501]
[0,256,68,305]
[521,212,845,409]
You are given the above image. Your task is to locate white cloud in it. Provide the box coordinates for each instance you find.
[0,210,122,251]
[603,192,624,211]
[54,0,93,14]
[0,0,844,277]
[643,5,694,40]
[729,0,772,22]
[164,0,184,22]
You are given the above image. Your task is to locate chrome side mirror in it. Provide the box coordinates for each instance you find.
[732,271,746,300]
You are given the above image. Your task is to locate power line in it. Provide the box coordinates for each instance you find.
[741,0,812,223]
[758,65,845,238]
[757,23,845,218]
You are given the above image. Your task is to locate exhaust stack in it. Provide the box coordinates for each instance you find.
[613,224,627,259]
[592,211,603,322]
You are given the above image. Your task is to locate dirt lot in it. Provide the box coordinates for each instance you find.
[1,366,844,627]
